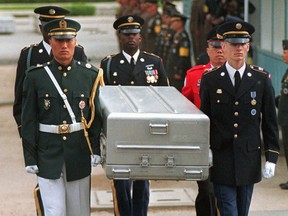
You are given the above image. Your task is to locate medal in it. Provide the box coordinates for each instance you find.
[250,91,257,106]
[283,88,288,94]
[79,100,86,110]
[251,109,256,116]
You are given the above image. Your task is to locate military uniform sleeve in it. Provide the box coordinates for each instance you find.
[199,73,211,117]
[261,73,280,163]
[13,48,29,136]
[21,73,38,166]
[182,71,195,103]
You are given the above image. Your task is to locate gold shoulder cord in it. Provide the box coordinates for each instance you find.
[81,68,105,157]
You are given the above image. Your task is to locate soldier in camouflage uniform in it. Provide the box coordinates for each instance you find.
[166,11,191,92]
[139,0,162,53]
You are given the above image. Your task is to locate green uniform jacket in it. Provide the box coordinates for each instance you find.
[278,69,288,127]
[21,59,102,181]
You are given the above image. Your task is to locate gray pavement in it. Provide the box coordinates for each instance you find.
[0,2,288,216]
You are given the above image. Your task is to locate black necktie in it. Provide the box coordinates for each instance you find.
[234,71,241,92]
[130,57,135,70]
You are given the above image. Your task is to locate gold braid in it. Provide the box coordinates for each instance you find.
[81,68,105,157]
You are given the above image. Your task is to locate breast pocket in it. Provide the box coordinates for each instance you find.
[210,90,230,119]
[72,91,90,121]
[37,90,57,112]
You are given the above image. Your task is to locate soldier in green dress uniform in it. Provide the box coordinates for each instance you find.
[13,6,87,137]
[21,18,102,216]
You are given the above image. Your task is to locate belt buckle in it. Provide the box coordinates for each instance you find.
[58,124,70,134]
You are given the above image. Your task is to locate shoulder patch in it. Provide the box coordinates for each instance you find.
[102,54,116,62]
[21,43,38,51]
[25,64,44,75]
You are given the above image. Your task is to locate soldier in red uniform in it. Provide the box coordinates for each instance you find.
[182,26,226,108]
[182,26,225,216]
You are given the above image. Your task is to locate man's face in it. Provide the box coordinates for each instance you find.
[119,32,141,52]
[282,49,288,64]
[49,37,76,65]
[207,44,226,67]
[221,41,250,62]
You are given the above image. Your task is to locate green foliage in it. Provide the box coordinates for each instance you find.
[66,4,96,16]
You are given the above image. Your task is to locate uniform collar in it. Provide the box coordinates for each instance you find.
[122,49,140,63]
[42,40,51,55]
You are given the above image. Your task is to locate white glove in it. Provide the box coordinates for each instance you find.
[25,165,39,174]
[91,155,101,167]
[262,161,276,179]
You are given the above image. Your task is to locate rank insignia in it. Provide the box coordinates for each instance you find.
[216,89,222,94]
[79,100,86,110]
[44,99,50,110]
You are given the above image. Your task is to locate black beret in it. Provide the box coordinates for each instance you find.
[34,6,69,23]
[163,1,178,17]
[217,21,255,44]
[283,40,288,50]
[170,11,188,24]
[44,18,81,39]
[113,15,144,34]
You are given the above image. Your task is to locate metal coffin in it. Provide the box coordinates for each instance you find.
[99,86,211,180]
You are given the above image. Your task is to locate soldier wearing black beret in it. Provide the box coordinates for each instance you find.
[200,21,280,216]
[100,15,168,216]
[21,18,103,216]
[277,39,288,190]
[13,6,87,137]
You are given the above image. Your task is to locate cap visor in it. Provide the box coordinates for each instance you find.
[52,35,75,39]
[225,38,250,44]
[209,41,222,47]
[120,29,141,34]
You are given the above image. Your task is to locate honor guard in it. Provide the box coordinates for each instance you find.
[200,21,279,216]
[182,26,225,216]
[21,18,103,216]
[13,6,87,137]
[166,11,191,92]
[277,39,288,190]
[139,0,162,53]
[100,15,168,216]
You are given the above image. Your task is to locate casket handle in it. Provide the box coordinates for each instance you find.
[149,123,168,135]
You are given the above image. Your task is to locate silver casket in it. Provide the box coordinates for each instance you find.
[99,85,211,181]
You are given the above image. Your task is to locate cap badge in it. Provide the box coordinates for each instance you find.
[49,9,56,15]
[59,20,67,29]
[127,16,134,23]
[236,23,242,30]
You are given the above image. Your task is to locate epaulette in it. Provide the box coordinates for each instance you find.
[21,43,38,51]
[203,66,220,76]
[77,61,99,73]
[25,63,44,75]
[250,65,267,74]
[102,54,116,62]
[143,51,160,58]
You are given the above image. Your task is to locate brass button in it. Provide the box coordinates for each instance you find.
[45,94,49,97]
[217,100,220,103]
[131,81,135,85]
[234,112,239,116]
[63,104,66,109]
[63,136,67,140]
[81,94,84,97]
[234,123,238,128]
[235,101,239,105]
[234,134,238,138]
[63,89,68,93]
[67,66,72,71]
[63,120,67,124]
[58,66,62,71]
[63,72,67,77]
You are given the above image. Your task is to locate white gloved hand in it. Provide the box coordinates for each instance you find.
[262,161,276,179]
[25,165,39,174]
[91,155,101,167]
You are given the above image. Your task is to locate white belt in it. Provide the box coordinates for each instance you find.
[39,123,84,134]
